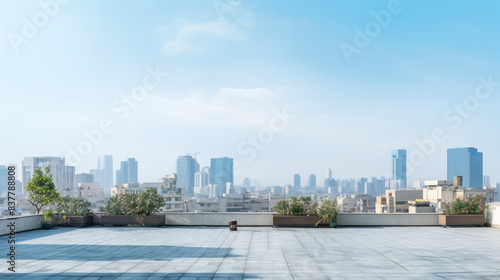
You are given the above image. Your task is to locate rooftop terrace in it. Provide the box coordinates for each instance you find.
[1,226,500,279]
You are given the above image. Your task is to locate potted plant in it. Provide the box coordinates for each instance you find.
[100,187,166,227]
[56,196,93,227]
[272,196,319,227]
[316,199,340,228]
[439,195,486,227]
[42,209,54,230]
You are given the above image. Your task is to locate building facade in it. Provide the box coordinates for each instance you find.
[210,157,233,197]
[22,157,75,196]
[447,147,483,189]
[391,149,407,188]
[177,155,199,196]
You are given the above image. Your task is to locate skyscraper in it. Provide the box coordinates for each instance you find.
[243,177,251,189]
[294,174,301,191]
[116,158,139,185]
[391,149,407,188]
[447,147,483,189]
[98,155,114,189]
[326,168,333,179]
[210,157,233,196]
[195,167,210,189]
[22,157,75,196]
[324,168,334,193]
[308,174,316,192]
[177,155,199,195]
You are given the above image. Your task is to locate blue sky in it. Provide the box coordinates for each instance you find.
[1,0,499,186]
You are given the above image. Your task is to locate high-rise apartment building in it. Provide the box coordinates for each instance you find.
[22,157,75,196]
[194,167,210,190]
[447,147,483,189]
[116,158,139,185]
[210,157,233,197]
[177,155,199,195]
[391,149,407,188]
[98,155,114,189]
[308,174,316,192]
[294,174,301,191]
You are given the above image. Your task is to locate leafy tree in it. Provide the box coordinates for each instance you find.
[24,167,61,214]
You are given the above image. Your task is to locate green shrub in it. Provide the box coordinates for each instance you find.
[442,195,486,215]
[316,199,340,227]
[56,196,92,216]
[100,187,166,216]
[273,196,318,216]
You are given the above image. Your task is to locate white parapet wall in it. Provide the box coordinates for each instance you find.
[486,202,500,228]
[165,212,275,226]
[163,212,441,227]
[337,213,440,226]
[0,215,43,236]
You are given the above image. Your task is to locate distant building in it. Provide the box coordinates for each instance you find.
[194,166,210,195]
[76,173,94,184]
[337,194,376,213]
[111,174,184,212]
[185,193,272,212]
[177,155,199,196]
[293,174,301,191]
[484,175,491,189]
[391,149,407,188]
[90,155,114,196]
[210,157,233,197]
[243,177,251,189]
[143,175,184,212]
[22,157,75,196]
[423,178,494,212]
[308,174,316,192]
[75,183,105,209]
[447,147,483,189]
[376,189,423,213]
[116,158,138,185]
[98,155,114,189]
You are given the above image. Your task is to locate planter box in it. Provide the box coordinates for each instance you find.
[101,215,165,227]
[63,215,94,228]
[273,215,319,227]
[439,214,485,227]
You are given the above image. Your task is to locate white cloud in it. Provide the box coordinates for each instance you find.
[146,87,282,126]
[162,18,243,54]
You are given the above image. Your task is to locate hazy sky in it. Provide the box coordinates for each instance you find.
[1,0,499,186]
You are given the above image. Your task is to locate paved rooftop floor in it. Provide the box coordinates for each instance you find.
[1,226,500,279]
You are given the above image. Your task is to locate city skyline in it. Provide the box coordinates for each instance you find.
[4,146,499,189]
[1,1,500,186]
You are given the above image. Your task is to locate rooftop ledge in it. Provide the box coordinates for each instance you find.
[1,202,499,235]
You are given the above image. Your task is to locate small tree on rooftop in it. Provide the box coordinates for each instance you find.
[24,167,61,214]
